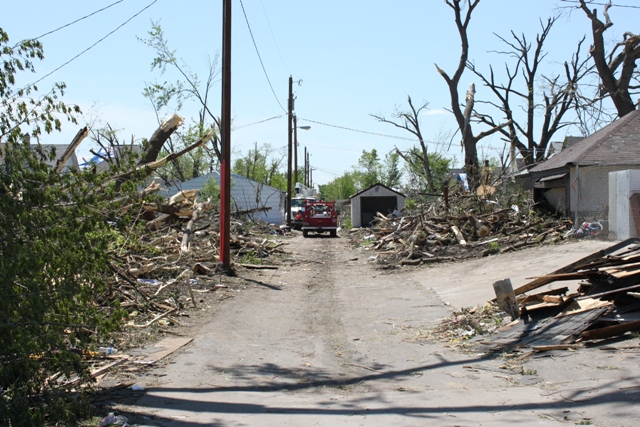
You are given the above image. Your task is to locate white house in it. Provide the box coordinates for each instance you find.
[163,171,286,225]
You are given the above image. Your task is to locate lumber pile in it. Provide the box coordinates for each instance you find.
[513,239,640,342]
[467,239,640,352]
[428,239,640,352]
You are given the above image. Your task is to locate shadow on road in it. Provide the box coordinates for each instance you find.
[125,352,639,425]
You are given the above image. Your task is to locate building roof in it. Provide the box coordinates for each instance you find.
[350,183,406,199]
[0,143,79,171]
[530,110,640,173]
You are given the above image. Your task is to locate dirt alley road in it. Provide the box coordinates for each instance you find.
[126,235,640,427]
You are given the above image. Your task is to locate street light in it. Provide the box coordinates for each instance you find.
[293,115,311,185]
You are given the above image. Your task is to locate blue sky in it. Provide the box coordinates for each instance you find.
[3,1,639,186]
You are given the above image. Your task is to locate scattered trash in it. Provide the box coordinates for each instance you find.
[130,384,145,391]
[457,173,470,192]
[98,347,118,356]
[571,221,603,238]
[98,412,129,427]
[137,278,163,286]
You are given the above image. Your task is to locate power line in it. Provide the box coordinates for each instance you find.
[26,0,158,89]
[302,142,361,153]
[239,0,287,114]
[232,115,282,130]
[30,0,125,41]
[298,117,417,141]
[259,0,289,73]
[559,0,640,8]
[299,117,449,148]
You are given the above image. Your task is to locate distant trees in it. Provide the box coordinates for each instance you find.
[319,172,358,201]
[232,142,287,190]
[319,149,406,200]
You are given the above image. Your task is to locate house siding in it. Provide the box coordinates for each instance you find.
[569,165,640,222]
[163,172,285,224]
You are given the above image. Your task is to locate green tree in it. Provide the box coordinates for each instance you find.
[355,149,381,189]
[319,172,358,200]
[0,30,80,144]
[382,151,402,189]
[404,149,451,197]
[232,142,286,190]
[1,29,147,426]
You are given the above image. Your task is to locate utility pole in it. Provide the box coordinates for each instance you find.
[303,148,308,186]
[219,0,232,270]
[286,76,293,227]
[293,115,298,185]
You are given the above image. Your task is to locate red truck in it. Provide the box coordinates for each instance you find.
[301,200,338,237]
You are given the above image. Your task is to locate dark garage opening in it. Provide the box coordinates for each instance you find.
[360,196,397,227]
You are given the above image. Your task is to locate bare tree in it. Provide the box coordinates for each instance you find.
[577,0,640,117]
[371,96,437,192]
[436,0,510,183]
[468,17,591,165]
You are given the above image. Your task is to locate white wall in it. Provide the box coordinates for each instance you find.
[350,185,405,228]
[608,169,640,239]
[163,172,285,225]
[569,165,637,222]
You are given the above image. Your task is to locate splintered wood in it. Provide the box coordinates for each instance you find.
[110,186,288,331]
[352,191,572,266]
[484,239,640,350]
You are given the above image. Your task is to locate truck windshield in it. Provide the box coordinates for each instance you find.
[291,199,306,208]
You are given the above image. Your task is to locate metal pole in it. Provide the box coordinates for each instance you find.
[293,115,298,186]
[287,76,293,227]
[219,0,232,270]
[304,147,308,186]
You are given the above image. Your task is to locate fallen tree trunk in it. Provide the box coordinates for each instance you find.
[138,114,184,165]
[55,126,88,173]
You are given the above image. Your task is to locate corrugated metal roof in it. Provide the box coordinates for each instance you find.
[530,110,640,172]
[163,172,285,224]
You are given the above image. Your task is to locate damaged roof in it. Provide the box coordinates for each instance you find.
[530,109,640,172]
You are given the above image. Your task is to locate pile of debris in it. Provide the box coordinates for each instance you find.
[109,187,286,332]
[351,191,575,266]
[432,239,640,353]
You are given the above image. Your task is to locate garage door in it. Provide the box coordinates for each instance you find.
[360,196,397,226]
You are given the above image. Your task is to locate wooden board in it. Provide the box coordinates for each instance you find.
[134,337,193,365]
[513,238,640,296]
[482,307,609,348]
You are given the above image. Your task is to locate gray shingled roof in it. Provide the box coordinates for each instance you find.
[530,110,640,172]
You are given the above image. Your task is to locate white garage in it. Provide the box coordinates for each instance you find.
[350,183,406,228]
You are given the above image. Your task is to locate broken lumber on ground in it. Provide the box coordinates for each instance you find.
[481,239,640,350]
